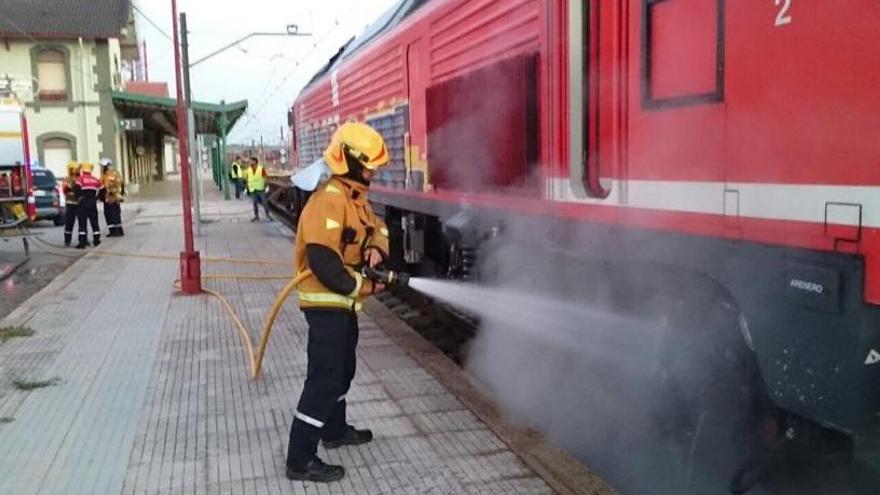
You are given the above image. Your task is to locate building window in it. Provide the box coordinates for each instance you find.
[35,49,69,102]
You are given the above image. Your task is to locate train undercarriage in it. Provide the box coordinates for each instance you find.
[267,177,880,493]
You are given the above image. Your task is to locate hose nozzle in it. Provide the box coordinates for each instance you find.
[362,265,410,287]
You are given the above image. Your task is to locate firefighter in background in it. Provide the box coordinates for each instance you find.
[61,161,80,247]
[100,158,125,237]
[73,162,104,249]
[229,155,244,199]
[243,156,272,222]
[286,123,390,483]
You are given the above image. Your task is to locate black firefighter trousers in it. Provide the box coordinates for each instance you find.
[104,201,123,235]
[63,203,79,246]
[287,310,359,469]
[77,198,100,246]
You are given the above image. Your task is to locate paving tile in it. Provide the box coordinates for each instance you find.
[0,180,555,494]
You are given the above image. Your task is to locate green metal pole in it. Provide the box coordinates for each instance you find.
[219,100,230,200]
[213,144,219,187]
[210,144,215,185]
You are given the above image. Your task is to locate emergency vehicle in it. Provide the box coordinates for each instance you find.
[0,95,35,227]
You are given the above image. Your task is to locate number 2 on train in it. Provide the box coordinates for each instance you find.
[774,0,792,26]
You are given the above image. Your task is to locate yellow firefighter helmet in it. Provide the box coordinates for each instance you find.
[323,122,389,175]
[80,162,94,174]
[66,161,80,174]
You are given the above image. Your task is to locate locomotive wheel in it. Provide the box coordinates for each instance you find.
[646,296,769,494]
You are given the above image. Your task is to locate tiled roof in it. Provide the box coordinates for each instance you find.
[0,0,129,40]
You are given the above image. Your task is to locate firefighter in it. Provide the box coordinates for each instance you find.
[61,161,80,247]
[243,156,272,222]
[100,158,125,237]
[73,162,104,249]
[286,122,391,482]
[229,155,244,199]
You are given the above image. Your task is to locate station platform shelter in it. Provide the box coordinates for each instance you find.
[111,92,247,191]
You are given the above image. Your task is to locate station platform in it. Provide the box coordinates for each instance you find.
[0,178,610,494]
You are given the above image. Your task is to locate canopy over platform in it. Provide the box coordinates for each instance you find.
[111,92,247,136]
[110,92,247,193]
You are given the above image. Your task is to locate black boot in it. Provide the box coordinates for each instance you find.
[322,425,373,449]
[64,233,72,247]
[76,235,89,249]
[116,227,124,237]
[93,234,101,247]
[286,457,344,482]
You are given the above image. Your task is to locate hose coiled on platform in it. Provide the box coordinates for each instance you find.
[29,235,302,380]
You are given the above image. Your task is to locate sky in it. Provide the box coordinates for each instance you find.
[135,0,402,145]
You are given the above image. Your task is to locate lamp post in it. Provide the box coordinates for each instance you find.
[170,0,200,294]
[170,4,310,294]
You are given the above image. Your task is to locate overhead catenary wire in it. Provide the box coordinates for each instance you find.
[128,1,173,41]
[241,0,364,137]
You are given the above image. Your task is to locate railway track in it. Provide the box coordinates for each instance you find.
[267,178,477,364]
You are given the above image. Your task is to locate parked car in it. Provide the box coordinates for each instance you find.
[30,168,64,226]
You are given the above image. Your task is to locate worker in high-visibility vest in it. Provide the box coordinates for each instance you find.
[229,155,244,199]
[99,158,125,237]
[243,157,272,222]
[286,122,390,483]
[61,161,80,247]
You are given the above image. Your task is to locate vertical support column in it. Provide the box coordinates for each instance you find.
[180,12,201,233]
[219,101,230,200]
[212,144,220,187]
[171,2,201,294]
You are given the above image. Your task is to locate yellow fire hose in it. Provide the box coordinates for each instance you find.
[30,235,305,379]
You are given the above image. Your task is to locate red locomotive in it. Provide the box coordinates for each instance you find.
[288,0,879,490]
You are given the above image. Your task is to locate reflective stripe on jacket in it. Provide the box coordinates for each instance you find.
[74,173,103,202]
[245,165,266,192]
[294,176,390,311]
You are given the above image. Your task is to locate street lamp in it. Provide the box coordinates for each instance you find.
[171,2,311,296]
[170,0,200,294]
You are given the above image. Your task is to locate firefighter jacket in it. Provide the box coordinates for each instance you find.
[74,173,104,203]
[63,175,79,205]
[244,165,266,193]
[294,176,390,312]
[101,169,124,204]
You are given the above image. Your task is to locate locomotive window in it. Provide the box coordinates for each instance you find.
[426,54,539,194]
[641,0,725,109]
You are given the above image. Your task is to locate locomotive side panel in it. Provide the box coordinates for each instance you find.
[626,0,726,183]
[725,0,880,186]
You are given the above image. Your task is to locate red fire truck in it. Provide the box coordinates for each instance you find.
[1,96,35,251]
